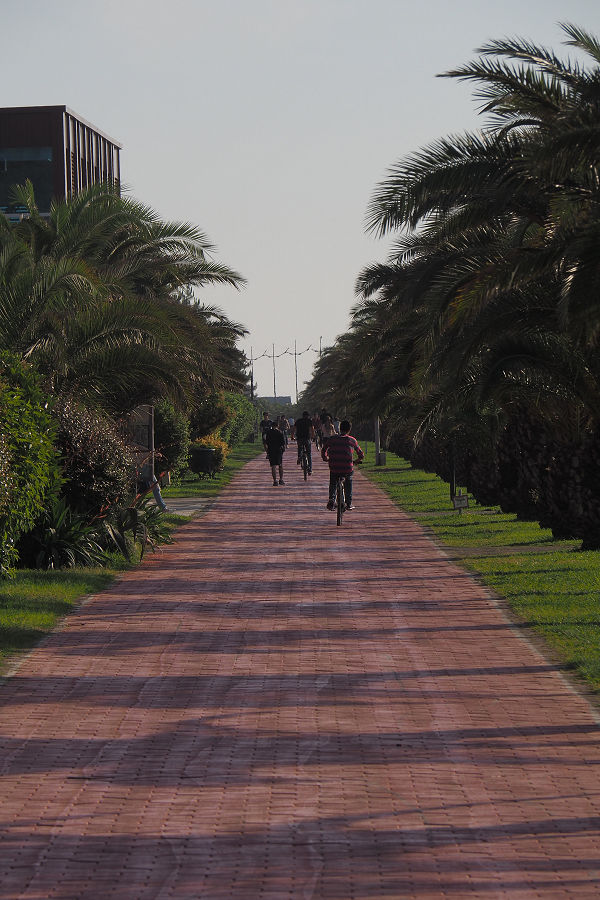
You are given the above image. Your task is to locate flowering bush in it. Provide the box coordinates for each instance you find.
[189,433,228,474]
[55,400,136,517]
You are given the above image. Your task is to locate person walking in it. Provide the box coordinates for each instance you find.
[321,413,336,439]
[321,419,364,510]
[278,415,290,447]
[264,421,286,485]
[261,412,273,450]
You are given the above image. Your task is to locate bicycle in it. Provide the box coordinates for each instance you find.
[300,442,310,481]
[335,475,346,526]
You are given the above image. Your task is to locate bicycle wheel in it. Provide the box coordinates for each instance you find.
[302,452,309,481]
[336,478,344,526]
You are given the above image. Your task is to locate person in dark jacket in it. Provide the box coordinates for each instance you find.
[294,411,315,474]
[264,422,286,485]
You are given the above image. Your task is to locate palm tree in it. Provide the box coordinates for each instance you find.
[0,181,247,414]
[357,23,600,432]
[303,23,600,541]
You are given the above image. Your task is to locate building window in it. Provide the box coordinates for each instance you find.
[0,146,53,213]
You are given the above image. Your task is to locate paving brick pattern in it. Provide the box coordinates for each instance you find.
[1,454,600,898]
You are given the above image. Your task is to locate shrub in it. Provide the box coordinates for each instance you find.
[16,497,106,569]
[189,433,228,475]
[100,497,173,561]
[190,391,229,440]
[153,400,190,478]
[0,431,14,518]
[0,353,60,576]
[220,392,256,447]
[55,400,136,517]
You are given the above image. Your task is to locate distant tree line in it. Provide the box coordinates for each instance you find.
[302,24,600,547]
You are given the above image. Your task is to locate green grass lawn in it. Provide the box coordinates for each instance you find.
[0,442,261,674]
[360,452,600,693]
[162,441,263,499]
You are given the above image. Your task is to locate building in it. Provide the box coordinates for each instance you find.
[258,396,293,406]
[0,105,121,220]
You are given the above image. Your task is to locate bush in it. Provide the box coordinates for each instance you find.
[0,431,14,519]
[189,433,228,474]
[55,400,136,517]
[220,392,256,447]
[153,400,190,477]
[16,497,106,569]
[100,496,173,561]
[190,392,229,440]
[0,353,60,576]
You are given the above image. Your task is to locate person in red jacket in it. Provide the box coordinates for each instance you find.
[321,419,364,510]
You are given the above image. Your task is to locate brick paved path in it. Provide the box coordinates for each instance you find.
[1,455,600,899]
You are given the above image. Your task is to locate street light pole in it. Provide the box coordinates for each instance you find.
[294,340,299,405]
[272,343,276,399]
[374,415,381,466]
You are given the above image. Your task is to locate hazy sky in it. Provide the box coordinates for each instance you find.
[4,0,598,398]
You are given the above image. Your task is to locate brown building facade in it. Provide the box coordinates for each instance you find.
[0,105,121,219]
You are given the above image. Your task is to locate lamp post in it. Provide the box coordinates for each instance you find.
[294,340,299,404]
[374,415,381,466]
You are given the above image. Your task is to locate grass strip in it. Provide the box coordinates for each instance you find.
[162,441,263,499]
[360,451,600,693]
[0,442,261,674]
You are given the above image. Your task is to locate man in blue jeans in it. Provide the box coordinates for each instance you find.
[321,420,364,509]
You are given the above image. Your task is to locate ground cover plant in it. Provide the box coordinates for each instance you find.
[360,450,600,693]
[0,443,259,674]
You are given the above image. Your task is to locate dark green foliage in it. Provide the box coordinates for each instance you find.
[0,182,247,416]
[303,23,600,550]
[16,497,106,570]
[188,441,224,475]
[0,353,60,576]
[55,400,135,517]
[189,391,229,439]
[100,497,173,561]
[153,400,190,477]
[220,392,256,446]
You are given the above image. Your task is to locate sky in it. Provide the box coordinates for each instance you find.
[3,0,598,400]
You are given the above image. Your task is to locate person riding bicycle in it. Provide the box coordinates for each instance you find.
[294,410,315,474]
[321,419,364,510]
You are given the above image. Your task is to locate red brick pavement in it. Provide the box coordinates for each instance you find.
[1,454,600,899]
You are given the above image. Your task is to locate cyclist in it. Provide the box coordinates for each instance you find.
[294,410,315,474]
[321,419,364,510]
